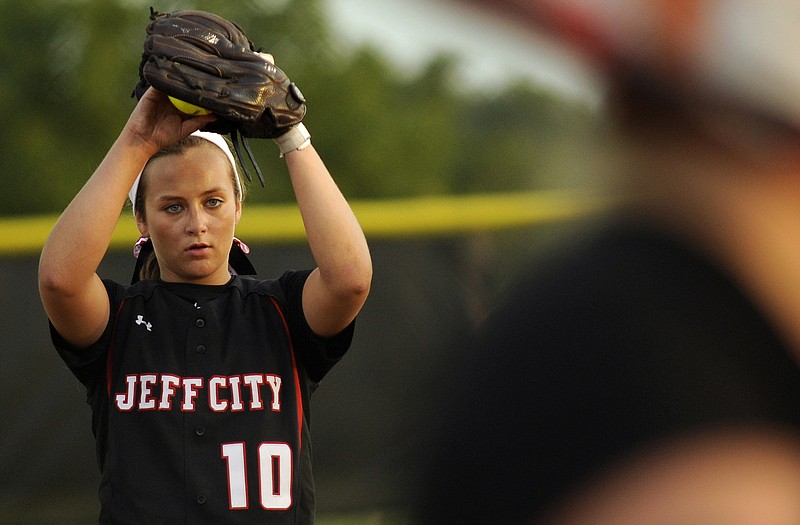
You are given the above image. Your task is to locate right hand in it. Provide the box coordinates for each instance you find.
[122,87,217,157]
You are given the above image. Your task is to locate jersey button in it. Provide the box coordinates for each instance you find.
[195,426,205,436]
[195,318,205,328]
[196,345,206,354]
[197,494,207,505]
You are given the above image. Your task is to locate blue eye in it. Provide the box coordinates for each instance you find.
[207,198,222,208]
[165,204,183,213]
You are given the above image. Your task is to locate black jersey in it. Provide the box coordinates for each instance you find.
[420,223,800,524]
[51,271,354,524]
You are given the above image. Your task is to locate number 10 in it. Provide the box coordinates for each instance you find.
[221,442,293,510]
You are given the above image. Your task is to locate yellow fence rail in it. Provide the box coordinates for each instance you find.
[0,190,610,256]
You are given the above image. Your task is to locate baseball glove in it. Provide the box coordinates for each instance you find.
[132,8,307,185]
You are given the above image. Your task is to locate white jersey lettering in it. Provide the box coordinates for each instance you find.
[115,375,137,411]
[209,376,228,412]
[139,374,158,410]
[182,377,204,412]
[112,372,284,414]
[159,374,181,410]
[243,374,265,410]
[266,375,282,412]
[228,376,244,412]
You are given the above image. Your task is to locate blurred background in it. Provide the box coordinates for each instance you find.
[0,0,606,522]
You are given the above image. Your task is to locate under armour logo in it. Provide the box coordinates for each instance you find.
[135,315,152,332]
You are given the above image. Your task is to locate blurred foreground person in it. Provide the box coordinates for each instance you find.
[420,1,800,524]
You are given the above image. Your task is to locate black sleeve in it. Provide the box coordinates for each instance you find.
[277,269,356,383]
[49,280,125,392]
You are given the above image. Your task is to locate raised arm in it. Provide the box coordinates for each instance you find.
[38,89,215,348]
[283,140,372,338]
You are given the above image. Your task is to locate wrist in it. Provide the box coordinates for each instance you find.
[117,127,161,160]
[274,123,311,157]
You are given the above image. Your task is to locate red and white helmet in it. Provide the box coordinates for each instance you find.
[481,0,800,128]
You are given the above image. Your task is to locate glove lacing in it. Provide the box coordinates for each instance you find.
[230,128,266,187]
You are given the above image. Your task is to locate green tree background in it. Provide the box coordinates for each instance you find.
[0,0,596,218]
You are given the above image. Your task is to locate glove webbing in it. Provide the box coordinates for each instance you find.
[230,128,266,187]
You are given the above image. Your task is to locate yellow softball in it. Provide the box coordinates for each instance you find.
[169,96,212,116]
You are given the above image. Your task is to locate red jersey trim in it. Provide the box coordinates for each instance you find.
[269,296,304,451]
[106,300,127,398]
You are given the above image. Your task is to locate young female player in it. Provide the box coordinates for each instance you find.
[38,85,372,524]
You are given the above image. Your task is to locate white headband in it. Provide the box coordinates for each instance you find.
[129,131,243,212]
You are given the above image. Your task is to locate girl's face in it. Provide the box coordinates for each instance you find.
[136,144,242,285]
